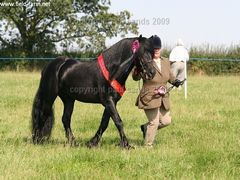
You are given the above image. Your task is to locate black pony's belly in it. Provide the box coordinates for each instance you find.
[58,61,104,104]
[67,87,102,103]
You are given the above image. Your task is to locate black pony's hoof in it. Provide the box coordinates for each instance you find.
[119,141,134,150]
[86,137,100,148]
[71,140,78,147]
[64,139,78,147]
[126,145,135,150]
[86,141,99,149]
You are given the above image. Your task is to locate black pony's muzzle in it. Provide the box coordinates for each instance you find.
[142,68,156,80]
[149,68,156,78]
[146,68,156,80]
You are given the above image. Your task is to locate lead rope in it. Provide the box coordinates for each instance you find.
[138,78,142,93]
[166,79,186,94]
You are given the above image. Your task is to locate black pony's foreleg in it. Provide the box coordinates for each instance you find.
[87,108,110,148]
[105,97,132,149]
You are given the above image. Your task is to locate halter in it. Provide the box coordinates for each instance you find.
[135,52,153,79]
[139,57,152,71]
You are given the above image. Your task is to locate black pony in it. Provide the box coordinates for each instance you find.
[32,35,156,149]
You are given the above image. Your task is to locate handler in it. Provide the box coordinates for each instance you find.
[132,35,182,147]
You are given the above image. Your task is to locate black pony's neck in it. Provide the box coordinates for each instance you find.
[102,37,137,84]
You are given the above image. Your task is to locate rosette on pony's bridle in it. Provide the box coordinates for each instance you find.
[131,40,140,54]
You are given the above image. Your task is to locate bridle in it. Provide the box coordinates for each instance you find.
[136,51,154,80]
[139,57,152,72]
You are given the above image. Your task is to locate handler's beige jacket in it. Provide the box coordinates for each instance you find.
[133,57,175,110]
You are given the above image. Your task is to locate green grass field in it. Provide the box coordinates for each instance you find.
[0,72,239,179]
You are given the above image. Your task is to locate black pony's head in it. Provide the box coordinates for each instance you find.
[135,35,156,80]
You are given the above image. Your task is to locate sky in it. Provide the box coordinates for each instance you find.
[107,0,240,48]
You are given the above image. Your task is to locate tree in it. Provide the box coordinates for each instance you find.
[0,0,138,56]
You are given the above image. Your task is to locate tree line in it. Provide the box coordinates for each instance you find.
[0,0,137,57]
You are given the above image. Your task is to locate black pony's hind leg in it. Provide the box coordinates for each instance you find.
[60,97,76,146]
[87,108,110,148]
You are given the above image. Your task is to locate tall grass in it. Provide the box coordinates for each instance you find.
[0,72,239,179]
[189,44,240,59]
[161,43,240,59]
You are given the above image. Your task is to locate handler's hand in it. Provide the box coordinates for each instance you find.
[172,79,184,87]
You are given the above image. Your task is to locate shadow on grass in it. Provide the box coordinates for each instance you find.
[10,136,145,149]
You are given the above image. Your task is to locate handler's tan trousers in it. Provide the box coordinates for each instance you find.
[144,106,171,146]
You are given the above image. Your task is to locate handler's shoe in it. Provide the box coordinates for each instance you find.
[144,144,153,149]
[140,124,147,139]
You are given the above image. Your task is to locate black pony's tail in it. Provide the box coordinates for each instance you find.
[31,90,55,144]
[32,57,66,144]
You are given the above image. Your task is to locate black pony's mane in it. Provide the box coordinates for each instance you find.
[102,36,153,63]
[102,36,153,80]
[100,38,136,80]
[102,38,137,65]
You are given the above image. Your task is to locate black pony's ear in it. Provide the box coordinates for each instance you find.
[138,34,143,39]
[149,35,153,39]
